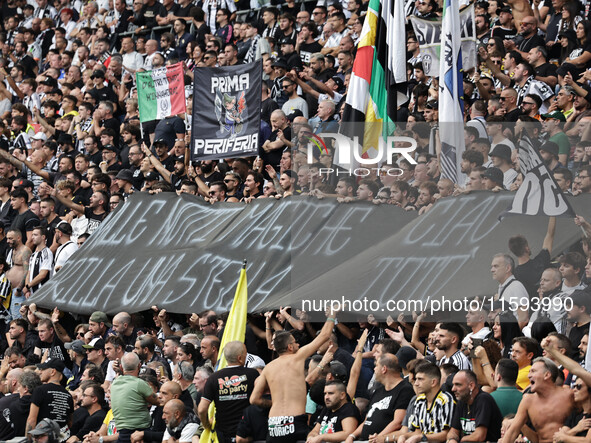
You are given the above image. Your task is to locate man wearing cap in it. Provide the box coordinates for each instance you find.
[489,144,518,188]
[491,6,517,41]
[541,111,570,165]
[279,37,303,71]
[101,144,122,172]
[65,340,87,391]
[26,357,74,438]
[53,222,77,273]
[481,167,505,191]
[84,338,109,375]
[28,419,61,443]
[538,141,562,172]
[88,312,111,340]
[307,381,360,443]
[270,58,289,107]
[152,139,175,172]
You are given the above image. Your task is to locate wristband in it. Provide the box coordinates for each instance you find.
[481,362,489,367]
[348,434,356,441]
[327,317,335,322]
[317,364,325,370]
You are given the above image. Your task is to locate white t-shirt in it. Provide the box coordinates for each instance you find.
[54,241,78,272]
[162,422,199,443]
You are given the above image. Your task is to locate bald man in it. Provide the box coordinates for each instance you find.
[0,368,23,439]
[111,312,138,352]
[198,341,259,442]
[131,381,182,443]
[110,353,159,441]
[162,399,199,443]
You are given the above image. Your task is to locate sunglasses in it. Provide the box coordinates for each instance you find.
[574,384,584,390]
[224,179,235,183]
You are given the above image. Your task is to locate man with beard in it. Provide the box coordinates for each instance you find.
[52,190,108,235]
[307,381,359,442]
[525,268,567,334]
[538,141,562,172]
[506,16,545,57]
[223,172,242,200]
[513,61,553,110]
[241,171,264,201]
[143,145,187,191]
[5,229,31,319]
[500,357,574,443]
[197,160,223,187]
[134,335,171,378]
[447,370,503,442]
[163,399,199,443]
[475,14,491,45]
[436,323,471,370]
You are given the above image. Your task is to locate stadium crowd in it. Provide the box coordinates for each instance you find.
[0,0,590,441]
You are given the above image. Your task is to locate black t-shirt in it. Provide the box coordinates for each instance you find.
[202,366,259,435]
[261,97,280,125]
[535,62,558,80]
[514,249,551,299]
[31,382,74,428]
[565,411,591,436]
[35,334,72,369]
[260,127,292,170]
[361,380,414,439]
[451,390,502,442]
[154,117,186,150]
[0,393,18,440]
[84,208,108,235]
[299,42,323,64]
[569,322,590,352]
[10,210,40,243]
[90,87,118,109]
[315,402,360,435]
[198,171,223,187]
[236,403,269,441]
[9,394,32,436]
[137,1,167,28]
[74,408,107,439]
[491,26,517,41]
[101,117,121,143]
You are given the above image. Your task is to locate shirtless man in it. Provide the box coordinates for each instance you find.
[6,229,31,320]
[250,309,335,442]
[500,357,574,443]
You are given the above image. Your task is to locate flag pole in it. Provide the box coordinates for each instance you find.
[135,72,145,144]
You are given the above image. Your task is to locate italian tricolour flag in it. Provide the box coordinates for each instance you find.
[136,63,186,122]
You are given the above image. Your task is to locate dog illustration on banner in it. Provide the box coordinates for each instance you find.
[215,89,246,137]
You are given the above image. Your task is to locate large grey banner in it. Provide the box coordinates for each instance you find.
[30,193,591,320]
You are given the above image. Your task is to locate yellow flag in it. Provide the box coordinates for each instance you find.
[200,261,248,443]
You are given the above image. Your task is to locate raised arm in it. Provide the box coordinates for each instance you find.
[543,216,556,253]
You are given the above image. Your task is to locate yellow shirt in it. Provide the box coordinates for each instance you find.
[516,365,531,390]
